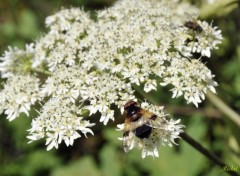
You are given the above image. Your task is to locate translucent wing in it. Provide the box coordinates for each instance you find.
[122,118,134,152]
[122,117,144,152]
[140,109,168,129]
[122,130,135,152]
[184,12,198,22]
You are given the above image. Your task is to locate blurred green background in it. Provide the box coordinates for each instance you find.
[0,0,240,176]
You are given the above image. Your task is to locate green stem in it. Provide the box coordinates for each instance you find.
[31,68,52,76]
[180,133,239,176]
[206,91,240,127]
[132,84,159,104]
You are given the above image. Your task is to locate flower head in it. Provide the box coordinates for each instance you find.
[0,0,222,156]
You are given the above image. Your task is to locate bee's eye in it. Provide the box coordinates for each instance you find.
[127,106,138,116]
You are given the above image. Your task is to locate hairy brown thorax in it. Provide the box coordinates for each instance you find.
[184,21,203,32]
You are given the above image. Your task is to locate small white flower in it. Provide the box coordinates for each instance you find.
[100,109,115,125]
[0,44,35,78]
[144,79,157,93]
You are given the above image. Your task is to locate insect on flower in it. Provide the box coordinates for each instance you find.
[184,13,203,33]
[122,100,165,152]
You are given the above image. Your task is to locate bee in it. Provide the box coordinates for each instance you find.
[184,21,203,33]
[184,13,203,33]
[122,100,160,152]
[183,13,203,47]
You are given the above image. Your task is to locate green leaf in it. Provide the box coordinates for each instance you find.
[18,9,39,39]
[103,128,122,147]
[51,157,100,176]
[200,0,238,18]
[0,22,17,38]
[23,150,61,176]
[100,145,121,176]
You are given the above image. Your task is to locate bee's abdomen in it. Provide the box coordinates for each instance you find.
[134,124,152,139]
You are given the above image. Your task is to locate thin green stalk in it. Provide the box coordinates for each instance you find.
[31,68,52,76]
[206,91,240,127]
[132,84,159,104]
[180,133,239,176]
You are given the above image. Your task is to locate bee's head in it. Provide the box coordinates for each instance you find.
[124,100,140,116]
[124,100,137,110]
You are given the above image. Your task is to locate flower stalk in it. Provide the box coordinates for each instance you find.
[180,132,240,176]
[206,91,240,127]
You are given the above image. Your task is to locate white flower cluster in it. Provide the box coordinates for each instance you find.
[161,57,218,107]
[0,44,35,78]
[27,97,95,151]
[118,102,184,158]
[33,8,93,70]
[0,0,222,156]
[177,19,223,58]
[0,74,41,121]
